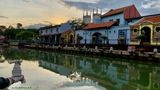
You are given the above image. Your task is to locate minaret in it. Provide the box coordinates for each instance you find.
[83,10,91,24]
[92,8,102,23]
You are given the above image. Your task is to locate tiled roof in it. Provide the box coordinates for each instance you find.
[102,5,141,19]
[134,15,160,25]
[62,29,73,34]
[84,21,117,30]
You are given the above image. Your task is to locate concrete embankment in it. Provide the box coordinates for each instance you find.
[21,45,160,62]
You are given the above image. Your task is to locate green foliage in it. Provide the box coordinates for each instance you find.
[0,30,4,35]
[4,28,21,40]
[136,34,146,40]
[4,28,38,41]
[70,18,86,30]
[16,31,35,41]
[77,35,83,40]
[3,48,38,60]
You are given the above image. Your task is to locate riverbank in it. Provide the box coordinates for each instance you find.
[18,45,160,62]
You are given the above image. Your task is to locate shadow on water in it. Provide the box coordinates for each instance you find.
[1,47,160,90]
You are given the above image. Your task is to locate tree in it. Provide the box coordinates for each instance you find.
[17,23,23,29]
[77,35,83,44]
[4,28,21,40]
[70,19,86,30]
[136,34,146,46]
[16,31,35,41]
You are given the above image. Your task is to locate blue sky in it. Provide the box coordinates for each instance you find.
[0,0,160,27]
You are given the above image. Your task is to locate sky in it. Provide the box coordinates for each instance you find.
[0,0,160,27]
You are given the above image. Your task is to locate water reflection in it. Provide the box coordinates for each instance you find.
[1,47,160,90]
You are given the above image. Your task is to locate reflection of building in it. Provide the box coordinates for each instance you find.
[39,60,72,76]
[37,51,160,90]
[151,68,160,90]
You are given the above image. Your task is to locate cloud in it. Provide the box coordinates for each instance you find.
[141,0,160,9]
[23,0,32,3]
[60,0,131,10]
[64,0,100,4]
[0,15,8,19]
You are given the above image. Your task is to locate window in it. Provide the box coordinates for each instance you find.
[56,28,58,32]
[109,31,111,33]
[119,30,126,37]
[116,19,120,25]
[109,19,113,21]
[114,30,116,33]
[134,29,138,33]
[156,27,160,32]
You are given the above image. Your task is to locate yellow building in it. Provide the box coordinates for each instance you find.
[61,29,75,45]
[130,15,160,46]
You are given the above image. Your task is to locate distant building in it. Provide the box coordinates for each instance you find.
[39,22,73,45]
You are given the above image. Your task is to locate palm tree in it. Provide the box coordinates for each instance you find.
[136,34,146,47]
[77,35,83,45]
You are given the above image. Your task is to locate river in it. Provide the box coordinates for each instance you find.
[0,47,160,90]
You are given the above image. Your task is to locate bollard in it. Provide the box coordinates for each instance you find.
[153,48,158,55]
[109,47,113,53]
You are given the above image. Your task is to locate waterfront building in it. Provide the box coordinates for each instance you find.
[75,5,141,45]
[130,15,160,46]
[39,4,160,48]
[39,22,73,45]
[61,29,75,45]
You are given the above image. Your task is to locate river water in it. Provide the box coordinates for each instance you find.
[0,47,160,90]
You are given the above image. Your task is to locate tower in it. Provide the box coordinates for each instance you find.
[92,8,102,23]
[83,10,91,24]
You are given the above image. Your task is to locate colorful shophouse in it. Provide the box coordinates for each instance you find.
[130,15,160,46]
[39,22,74,45]
[75,5,141,45]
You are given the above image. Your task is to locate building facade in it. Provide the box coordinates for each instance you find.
[75,5,141,45]
[130,15,160,46]
[39,22,74,45]
[39,4,160,47]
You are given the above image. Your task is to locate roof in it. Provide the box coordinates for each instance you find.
[84,21,117,30]
[133,15,160,26]
[62,29,73,34]
[40,25,60,30]
[102,5,141,19]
